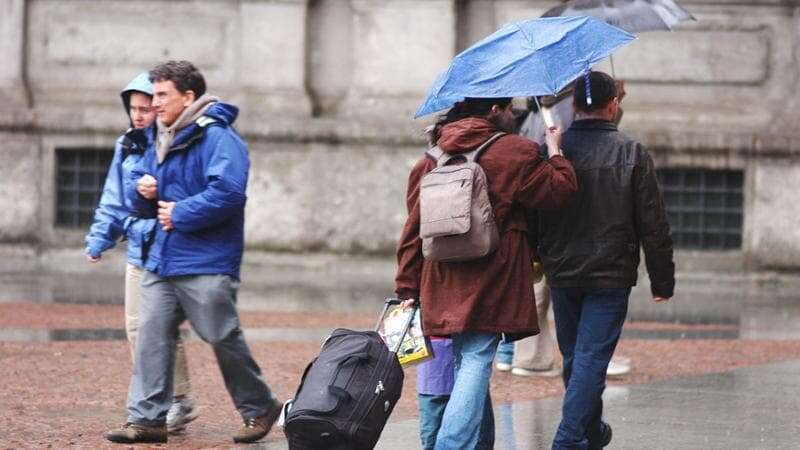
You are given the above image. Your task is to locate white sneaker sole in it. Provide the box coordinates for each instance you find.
[511,367,561,378]
[167,409,200,434]
[495,362,512,372]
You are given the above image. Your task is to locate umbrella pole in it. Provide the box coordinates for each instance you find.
[610,55,616,78]
[533,95,542,112]
[534,96,555,128]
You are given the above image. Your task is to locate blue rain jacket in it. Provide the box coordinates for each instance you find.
[84,73,157,267]
[127,102,249,280]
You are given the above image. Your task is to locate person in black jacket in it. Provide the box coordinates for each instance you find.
[539,71,675,450]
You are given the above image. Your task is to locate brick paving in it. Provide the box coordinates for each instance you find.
[2,304,800,449]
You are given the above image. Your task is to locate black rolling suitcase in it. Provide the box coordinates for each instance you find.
[282,299,416,450]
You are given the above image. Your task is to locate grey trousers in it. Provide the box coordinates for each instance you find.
[124,264,192,397]
[127,271,273,426]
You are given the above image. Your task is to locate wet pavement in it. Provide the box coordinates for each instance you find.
[2,249,800,448]
[2,250,800,341]
[314,359,800,450]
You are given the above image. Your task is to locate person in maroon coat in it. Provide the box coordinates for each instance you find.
[395,97,578,449]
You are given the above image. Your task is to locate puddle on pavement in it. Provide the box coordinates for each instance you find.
[1,269,799,342]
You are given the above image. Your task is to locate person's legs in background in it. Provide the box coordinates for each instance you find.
[167,336,198,433]
[495,340,514,372]
[124,263,142,361]
[512,279,559,377]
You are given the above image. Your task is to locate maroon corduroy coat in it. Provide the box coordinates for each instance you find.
[395,118,577,338]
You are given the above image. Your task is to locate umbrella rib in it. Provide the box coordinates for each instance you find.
[512,21,535,46]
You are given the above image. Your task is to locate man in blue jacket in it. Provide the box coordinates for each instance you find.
[104,61,280,444]
[85,73,198,433]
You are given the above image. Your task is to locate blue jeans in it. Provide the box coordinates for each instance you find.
[419,393,494,450]
[496,341,514,365]
[550,288,630,450]
[433,332,499,450]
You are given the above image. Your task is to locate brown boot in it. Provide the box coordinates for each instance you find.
[104,422,167,443]
[232,399,282,443]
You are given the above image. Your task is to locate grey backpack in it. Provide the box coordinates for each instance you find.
[419,132,505,262]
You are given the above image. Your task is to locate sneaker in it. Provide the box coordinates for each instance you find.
[606,356,632,378]
[495,362,512,372]
[104,422,167,443]
[167,396,200,434]
[232,398,282,443]
[511,366,561,378]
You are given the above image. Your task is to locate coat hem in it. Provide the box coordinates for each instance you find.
[423,325,539,338]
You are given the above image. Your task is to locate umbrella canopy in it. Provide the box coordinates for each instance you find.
[542,0,695,33]
[414,16,635,118]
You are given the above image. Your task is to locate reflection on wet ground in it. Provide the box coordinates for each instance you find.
[353,361,800,450]
[1,261,800,342]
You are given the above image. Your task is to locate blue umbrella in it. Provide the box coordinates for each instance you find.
[414,16,635,118]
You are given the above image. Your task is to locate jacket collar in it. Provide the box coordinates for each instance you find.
[120,124,155,159]
[169,124,205,153]
[569,119,618,132]
[438,117,502,154]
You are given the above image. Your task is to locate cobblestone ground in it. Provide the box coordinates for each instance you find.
[3,304,800,449]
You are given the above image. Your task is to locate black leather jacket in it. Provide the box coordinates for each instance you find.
[538,119,675,298]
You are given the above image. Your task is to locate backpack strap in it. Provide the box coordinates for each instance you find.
[427,132,506,167]
[462,132,506,163]
[425,146,446,164]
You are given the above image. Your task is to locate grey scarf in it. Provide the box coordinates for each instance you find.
[156,94,219,163]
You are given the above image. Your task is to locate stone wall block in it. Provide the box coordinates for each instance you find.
[747,164,800,268]
[245,141,418,253]
[0,134,40,242]
[342,0,456,119]
[235,0,312,133]
[0,0,32,125]
[27,1,239,131]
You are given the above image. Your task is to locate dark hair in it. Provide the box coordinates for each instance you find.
[574,71,617,113]
[149,60,206,97]
[430,97,512,143]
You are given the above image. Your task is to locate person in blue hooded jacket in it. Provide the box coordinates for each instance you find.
[85,72,199,434]
[104,61,280,445]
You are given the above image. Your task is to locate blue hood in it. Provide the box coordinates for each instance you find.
[203,101,239,126]
[120,72,153,122]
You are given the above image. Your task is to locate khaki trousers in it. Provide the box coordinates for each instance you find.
[125,264,192,398]
[512,278,557,370]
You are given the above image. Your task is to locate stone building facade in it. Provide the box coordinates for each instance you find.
[0,0,799,270]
